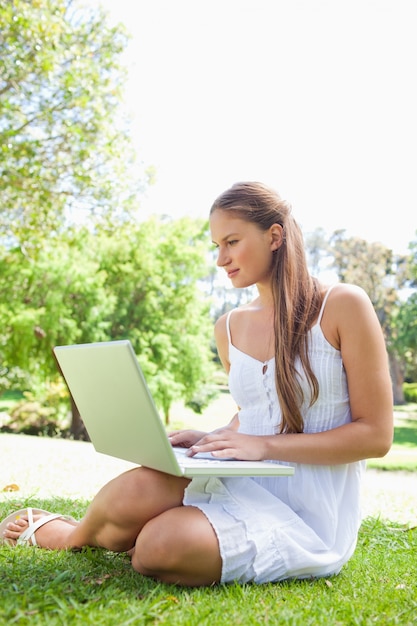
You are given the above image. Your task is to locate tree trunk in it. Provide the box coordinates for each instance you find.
[389,352,405,405]
[69,394,90,441]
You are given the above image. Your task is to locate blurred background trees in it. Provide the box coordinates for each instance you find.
[1,0,144,251]
[305,229,417,405]
[1,0,416,437]
[0,0,214,433]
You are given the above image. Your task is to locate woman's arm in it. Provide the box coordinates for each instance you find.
[187,285,394,465]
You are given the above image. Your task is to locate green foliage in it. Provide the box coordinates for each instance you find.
[0,233,114,382]
[329,230,404,331]
[0,217,215,425]
[0,0,140,250]
[186,384,219,414]
[392,293,417,381]
[408,235,417,283]
[94,216,215,422]
[0,500,416,625]
[305,228,417,403]
[403,383,417,403]
[2,380,70,436]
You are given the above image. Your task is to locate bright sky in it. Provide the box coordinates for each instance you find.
[90,0,416,254]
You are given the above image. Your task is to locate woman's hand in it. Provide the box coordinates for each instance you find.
[168,430,208,449]
[185,429,267,461]
[168,414,241,451]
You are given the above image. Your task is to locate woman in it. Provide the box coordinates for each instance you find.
[1,182,393,587]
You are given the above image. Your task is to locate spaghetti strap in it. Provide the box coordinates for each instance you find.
[317,284,338,325]
[226,309,234,345]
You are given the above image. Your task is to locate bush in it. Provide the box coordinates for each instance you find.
[1,380,70,436]
[186,384,219,414]
[403,382,417,403]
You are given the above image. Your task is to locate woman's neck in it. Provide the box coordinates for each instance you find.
[254,283,275,309]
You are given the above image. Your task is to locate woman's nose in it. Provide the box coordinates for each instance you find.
[216,248,229,267]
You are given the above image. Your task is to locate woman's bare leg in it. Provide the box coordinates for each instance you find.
[3,467,190,551]
[132,506,222,587]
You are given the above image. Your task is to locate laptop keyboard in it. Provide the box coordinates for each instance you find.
[174,447,237,463]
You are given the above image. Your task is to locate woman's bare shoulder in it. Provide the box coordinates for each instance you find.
[320,283,377,349]
[214,301,256,333]
[326,283,373,311]
[214,302,256,345]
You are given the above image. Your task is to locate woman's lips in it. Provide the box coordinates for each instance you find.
[227,269,239,278]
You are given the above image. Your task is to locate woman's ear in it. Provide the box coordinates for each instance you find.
[270,224,284,252]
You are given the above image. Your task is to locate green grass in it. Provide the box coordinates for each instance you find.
[1,497,416,625]
[368,405,417,471]
[0,401,416,624]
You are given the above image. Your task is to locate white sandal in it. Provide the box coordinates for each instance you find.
[0,508,77,547]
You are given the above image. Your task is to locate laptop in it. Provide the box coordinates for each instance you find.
[53,340,294,478]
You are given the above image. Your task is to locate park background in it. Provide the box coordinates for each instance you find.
[1,1,416,624]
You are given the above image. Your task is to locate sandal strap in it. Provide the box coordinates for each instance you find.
[17,512,64,546]
[27,507,34,532]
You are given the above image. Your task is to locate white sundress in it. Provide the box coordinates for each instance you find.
[183,286,365,584]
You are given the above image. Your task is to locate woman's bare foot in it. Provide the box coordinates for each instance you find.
[3,511,79,549]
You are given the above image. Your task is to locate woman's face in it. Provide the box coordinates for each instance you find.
[210,209,280,289]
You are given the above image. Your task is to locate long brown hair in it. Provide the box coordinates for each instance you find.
[210,181,322,433]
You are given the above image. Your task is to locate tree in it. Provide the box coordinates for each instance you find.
[390,234,417,383]
[0,231,115,377]
[392,293,417,382]
[95,216,215,423]
[0,217,217,431]
[328,230,409,404]
[0,2,218,434]
[0,229,117,437]
[304,228,331,277]
[0,0,143,251]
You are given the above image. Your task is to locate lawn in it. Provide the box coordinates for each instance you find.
[0,506,416,626]
[1,396,416,624]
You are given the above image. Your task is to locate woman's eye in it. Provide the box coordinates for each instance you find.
[227,240,238,246]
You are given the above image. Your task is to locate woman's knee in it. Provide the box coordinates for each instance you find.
[131,516,175,575]
[130,508,222,586]
[97,467,185,521]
